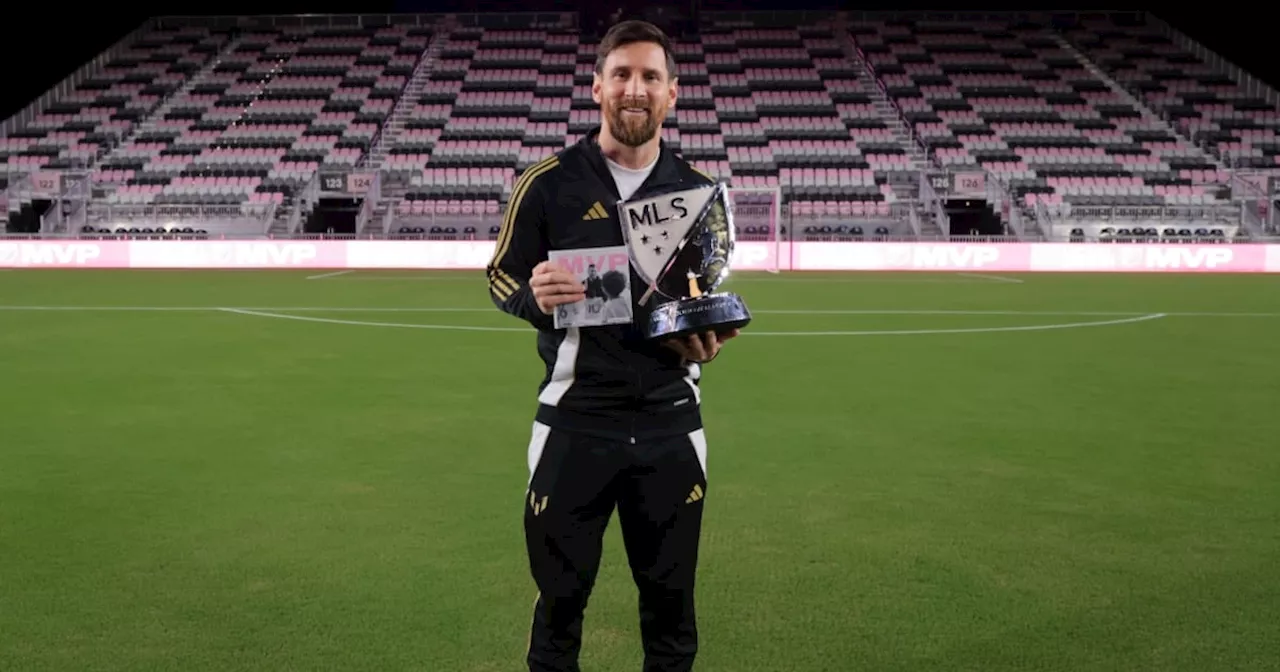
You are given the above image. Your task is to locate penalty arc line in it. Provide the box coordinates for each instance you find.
[216,307,1170,336]
[217,308,531,332]
[744,313,1167,336]
[956,272,1025,284]
[306,270,354,280]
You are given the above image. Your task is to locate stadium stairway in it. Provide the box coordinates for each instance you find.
[865,81,948,231]
[91,37,252,233]
[1054,23,1261,242]
[359,198,395,236]
[835,29,929,173]
[836,25,938,232]
[90,35,246,207]
[266,210,294,236]
[836,22,1029,239]
[1048,17,1269,241]
[917,201,946,238]
[1049,33,1230,177]
[125,38,245,146]
[1054,13,1274,234]
[363,20,449,191]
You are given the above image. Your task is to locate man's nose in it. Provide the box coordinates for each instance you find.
[624,74,646,97]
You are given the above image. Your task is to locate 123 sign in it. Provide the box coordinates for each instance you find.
[321,174,346,191]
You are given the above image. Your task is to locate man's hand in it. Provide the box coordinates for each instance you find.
[529,261,586,315]
[663,328,740,364]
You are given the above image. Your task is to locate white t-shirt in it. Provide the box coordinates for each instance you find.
[605,155,657,201]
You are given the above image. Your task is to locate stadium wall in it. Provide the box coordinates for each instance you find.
[2,241,1279,273]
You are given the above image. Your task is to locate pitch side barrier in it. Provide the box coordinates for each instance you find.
[1,240,1279,273]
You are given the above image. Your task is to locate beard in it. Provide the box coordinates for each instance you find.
[605,97,663,147]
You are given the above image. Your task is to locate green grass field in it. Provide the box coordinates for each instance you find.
[2,269,1278,671]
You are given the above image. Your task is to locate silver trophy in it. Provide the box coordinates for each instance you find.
[617,181,752,341]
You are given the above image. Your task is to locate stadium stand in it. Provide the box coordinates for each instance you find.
[379,12,916,242]
[1061,15,1279,171]
[850,16,1242,242]
[88,22,430,237]
[2,10,1277,243]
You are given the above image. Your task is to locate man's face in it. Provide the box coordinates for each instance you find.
[593,41,677,148]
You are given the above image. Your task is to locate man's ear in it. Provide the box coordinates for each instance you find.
[592,72,602,104]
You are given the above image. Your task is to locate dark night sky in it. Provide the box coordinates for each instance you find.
[0,2,1271,123]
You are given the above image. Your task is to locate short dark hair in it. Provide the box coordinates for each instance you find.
[594,20,677,81]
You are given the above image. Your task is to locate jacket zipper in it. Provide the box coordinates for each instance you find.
[582,129,679,447]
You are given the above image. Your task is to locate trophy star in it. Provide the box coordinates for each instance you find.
[641,234,650,244]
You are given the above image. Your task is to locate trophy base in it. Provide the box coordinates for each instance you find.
[645,292,752,341]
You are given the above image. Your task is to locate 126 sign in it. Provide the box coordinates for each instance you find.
[953,171,985,195]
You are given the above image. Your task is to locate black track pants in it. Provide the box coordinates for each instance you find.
[523,422,709,672]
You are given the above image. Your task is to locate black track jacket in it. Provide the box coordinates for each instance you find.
[487,126,717,443]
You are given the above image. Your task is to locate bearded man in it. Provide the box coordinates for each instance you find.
[484,18,739,672]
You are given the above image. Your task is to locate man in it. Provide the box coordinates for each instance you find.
[485,19,739,672]
[583,264,606,301]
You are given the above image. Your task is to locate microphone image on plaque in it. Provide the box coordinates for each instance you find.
[616,181,752,340]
